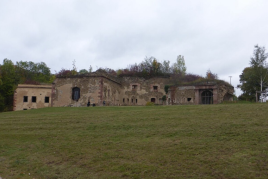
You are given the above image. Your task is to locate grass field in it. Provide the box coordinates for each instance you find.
[1,104,268,179]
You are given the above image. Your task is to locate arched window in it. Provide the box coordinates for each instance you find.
[201,90,213,104]
[72,87,80,101]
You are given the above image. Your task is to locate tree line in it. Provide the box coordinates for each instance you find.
[0,59,53,111]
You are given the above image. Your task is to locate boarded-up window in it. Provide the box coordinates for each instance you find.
[32,96,36,103]
[72,87,80,101]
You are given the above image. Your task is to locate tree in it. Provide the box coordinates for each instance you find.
[172,55,186,75]
[206,69,218,80]
[238,45,268,101]
[79,69,88,74]
[89,65,93,73]
[16,61,51,83]
[250,45,268,92]
[0,59,17,111]
[161,60,172,74]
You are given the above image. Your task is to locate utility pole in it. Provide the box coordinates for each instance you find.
[229,76,232,85]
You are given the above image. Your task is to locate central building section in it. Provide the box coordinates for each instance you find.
[52,72,167,106]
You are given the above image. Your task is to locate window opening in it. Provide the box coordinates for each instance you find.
[123,98,125,103]
[187,98,191,102]
[132,85,138,90]
[72,87,80,101]
[151,98,156,103]
[136,99,137,103]
[23,96,28,102]
[32,96,36,103]
[132,99,133,103]
[153,86,158,92]
[45,97,49,103]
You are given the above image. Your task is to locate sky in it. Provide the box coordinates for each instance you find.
[1,0,268,96]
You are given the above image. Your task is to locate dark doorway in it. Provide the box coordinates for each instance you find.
[72,87,80,101]
[151,98,156,103]
[201,90,213,104]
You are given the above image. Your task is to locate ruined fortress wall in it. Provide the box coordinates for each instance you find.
[102,78,122,106]
[169,84,234,105]
[217,84,234,103]
[52,76,122,107]
[173,86,196,105]
[14,84,52,111]
[52,77,101,107]
[121,77,169,105]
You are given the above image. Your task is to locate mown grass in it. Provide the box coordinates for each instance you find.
[1,104,268,178]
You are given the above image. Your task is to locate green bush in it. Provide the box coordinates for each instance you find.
[145,102,155,106]
[162,95,166,101]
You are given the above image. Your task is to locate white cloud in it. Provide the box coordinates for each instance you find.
[1,0,268,96]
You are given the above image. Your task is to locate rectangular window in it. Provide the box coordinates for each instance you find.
[32,96,36,103]
[45,97,49,103]
[136,99,137,103]
[153,86,158,92]
[123,98,125,103]
[151,98,156,103]
[23,96,28,102]
[132,85,138,90]
[132,99,133,103]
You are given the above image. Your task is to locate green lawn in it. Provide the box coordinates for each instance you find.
[1,104,268,179]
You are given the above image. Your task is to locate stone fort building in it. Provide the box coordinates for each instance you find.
[13,71,234,110]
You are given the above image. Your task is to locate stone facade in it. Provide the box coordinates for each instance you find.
[13,84,52,111]
[52,73,169,107]
[167,82,234,105]
[13,73,234,110]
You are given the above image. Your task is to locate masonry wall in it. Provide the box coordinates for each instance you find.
[120,77,169,105]
[52,76,122,107]
[173,86,195,105]
[217,84,234,103]
[168,84,234,105]
[13,84,52,111]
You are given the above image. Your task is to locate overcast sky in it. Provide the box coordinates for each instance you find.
[1,0,268,96]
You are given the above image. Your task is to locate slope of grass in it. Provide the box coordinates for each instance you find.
[1,104,268,178]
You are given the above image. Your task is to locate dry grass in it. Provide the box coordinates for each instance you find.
[1,104,268,178]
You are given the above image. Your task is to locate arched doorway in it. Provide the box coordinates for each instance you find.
[201,90,213,104]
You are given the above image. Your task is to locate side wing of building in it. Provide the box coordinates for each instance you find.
[13,84,52,111]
